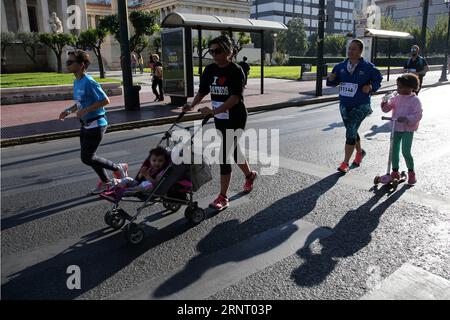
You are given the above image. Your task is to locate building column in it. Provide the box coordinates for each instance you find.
[56,0,68,32]
[90,15,96,29]
[37,0,50,32]
[75,0,88,31]
[1,0,8,31]
[111,0,118,14]
[17,0,31,32]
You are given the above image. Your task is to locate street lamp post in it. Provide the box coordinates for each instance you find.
[439,0,450,82]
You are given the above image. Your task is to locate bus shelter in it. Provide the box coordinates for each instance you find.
[161,12,287,104]
[348,28,414,81]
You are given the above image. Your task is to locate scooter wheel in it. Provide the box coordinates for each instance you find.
[374,176,381,185]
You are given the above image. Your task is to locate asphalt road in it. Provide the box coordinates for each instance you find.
[1,85,449,300]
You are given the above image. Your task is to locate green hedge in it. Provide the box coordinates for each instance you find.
[288,56,446,67]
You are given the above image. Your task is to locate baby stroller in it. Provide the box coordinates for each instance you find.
[103,112,212,245]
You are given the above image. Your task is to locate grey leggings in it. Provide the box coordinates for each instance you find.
[80,126,118,182]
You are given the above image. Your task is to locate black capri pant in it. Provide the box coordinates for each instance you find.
[214,117,247,175]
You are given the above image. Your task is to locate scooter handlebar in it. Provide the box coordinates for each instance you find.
[201,115,212,126]
[175,111,186,123]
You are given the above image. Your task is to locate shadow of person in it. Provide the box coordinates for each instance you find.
[292,184,409,287]
[323,122,345,132]
[0,211,196,300]
[364,122,391,140]
[153,172,343,298]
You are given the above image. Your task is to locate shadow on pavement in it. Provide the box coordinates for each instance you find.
[291,184,409,287]
[153,172,343,298]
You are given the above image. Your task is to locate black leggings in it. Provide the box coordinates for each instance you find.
[80,126,118,182]
[214,118,247,175]
[152,77,163,99]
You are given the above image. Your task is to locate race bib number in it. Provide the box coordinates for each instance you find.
[212,101,229,120]
[339,82,358,97]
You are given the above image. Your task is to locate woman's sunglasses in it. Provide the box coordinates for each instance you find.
[65,60,77,66]
[209,47,224,55]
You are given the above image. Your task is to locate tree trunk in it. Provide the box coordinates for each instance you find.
[96,48,105,79]
[56,51,62,73]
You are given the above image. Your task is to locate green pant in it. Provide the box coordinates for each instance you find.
[392,132,414,171]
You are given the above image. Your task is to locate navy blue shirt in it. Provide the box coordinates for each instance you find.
[326,58,383,109]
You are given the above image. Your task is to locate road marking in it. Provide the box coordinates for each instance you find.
[361,263,450,300]
[110,218,332,300]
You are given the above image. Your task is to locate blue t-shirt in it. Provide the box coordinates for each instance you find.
[73,74,108,126]
[326,58,383,109]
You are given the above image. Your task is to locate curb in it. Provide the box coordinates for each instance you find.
[2,81,450,148]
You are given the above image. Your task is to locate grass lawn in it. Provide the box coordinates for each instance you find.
[0,72,120,88]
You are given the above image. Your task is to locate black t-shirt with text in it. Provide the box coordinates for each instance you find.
[404,56,428,77]
[199,62,247,127]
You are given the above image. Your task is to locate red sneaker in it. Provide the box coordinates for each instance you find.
[243,171,258,193]
[408,171,416,185]
[337,162,350,173]
[352,149,366,166]
[209,194,229,210]
[390,171,400,180]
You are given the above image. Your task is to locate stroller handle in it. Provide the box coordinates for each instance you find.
[201,115,212,126]
[381,116,393,121]
[175,111,186,123]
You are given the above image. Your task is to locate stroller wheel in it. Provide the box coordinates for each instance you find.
[110,211,126,230]
[104,210,113,226]
[163,201,182,213]
[124,223,145,245]
[391,179,399,190]
[185,205,206,225]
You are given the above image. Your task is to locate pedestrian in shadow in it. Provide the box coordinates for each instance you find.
[238,56,250,88]
[151,54,164,102]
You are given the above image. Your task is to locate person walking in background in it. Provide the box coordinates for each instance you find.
[58,50,128,194]
[238,56,250,87]
[138,53,144,74]
[326,39,383,174]
[403,45,429,95]
[131,52,138,75]
[151,53,164,102]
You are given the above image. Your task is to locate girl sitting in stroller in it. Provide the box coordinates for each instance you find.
[100,146,170,202]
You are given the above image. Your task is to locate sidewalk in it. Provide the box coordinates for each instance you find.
[1,70,449,147]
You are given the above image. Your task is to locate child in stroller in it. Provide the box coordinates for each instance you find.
[100,146,170,202]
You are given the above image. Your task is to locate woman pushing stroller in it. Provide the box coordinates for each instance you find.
[182,35,257,210]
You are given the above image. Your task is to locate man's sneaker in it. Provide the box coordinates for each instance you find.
[408,171,417,185]
[337,162,350,173]
[352,149,366,166]
[90,181,112,195]
[113,163,128,180]
[243,171,258,193]
[390,171,401,180]
[209,194,229,210]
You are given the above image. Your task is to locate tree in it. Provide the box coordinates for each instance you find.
[324,34,347,56]
[193,34,213,57]
[77,28,108,78]
[235,32,251,54]
[428,15,448,55]
[250,31,275,55]
[152,36,161,56]
[17,32,42,65]
[306,33,317,57]
[129,10,159,57]
[278,18,308,56]
[98,14,120,43]
[1,32,16,73]
[40,33,76,73]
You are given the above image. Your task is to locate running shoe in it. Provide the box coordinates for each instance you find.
[352,149,366,166]
[243,171,258,193]
[390,171,400,180]
[408,171,416,185]
[337,162,350,173]
[209,194,229,210]
[90,181,112,195]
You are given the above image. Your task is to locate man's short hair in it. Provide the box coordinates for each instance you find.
[68,49,91,69]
